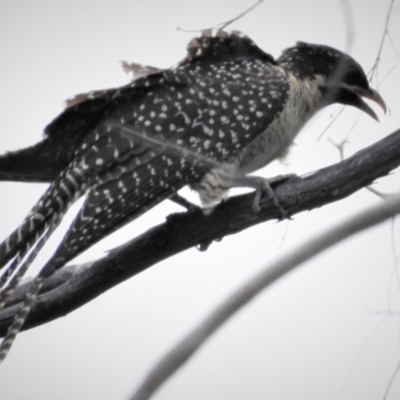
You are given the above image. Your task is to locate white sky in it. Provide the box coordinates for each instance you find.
[0,1,400,399]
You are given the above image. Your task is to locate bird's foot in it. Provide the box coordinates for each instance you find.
[250,177,287,217]
[231,174,296,219]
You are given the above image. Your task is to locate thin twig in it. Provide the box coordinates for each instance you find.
[177,0,264,32]
[317,106,346,141]
[368,0,395,87]
[387,32,400,61]
[218,0,264,31]
[327,136,349,161]
[340,316,391,394]
[366,186,394,199]
[383,360,400,399]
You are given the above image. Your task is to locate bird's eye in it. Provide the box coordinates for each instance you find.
[346,65,369,88]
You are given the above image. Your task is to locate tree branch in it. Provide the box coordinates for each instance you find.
[0,128,399,336]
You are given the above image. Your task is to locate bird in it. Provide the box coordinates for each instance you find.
[0,29,386,362]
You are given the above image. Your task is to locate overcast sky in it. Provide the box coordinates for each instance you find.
[1,1,400,399]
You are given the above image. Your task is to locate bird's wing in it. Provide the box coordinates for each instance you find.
[45,31,290,266]
[0,87,124,182]
[0,32,280,183]
[0,63,161,183]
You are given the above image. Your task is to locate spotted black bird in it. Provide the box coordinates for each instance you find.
[0,30,386,361]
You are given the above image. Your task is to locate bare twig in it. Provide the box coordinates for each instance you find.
[368,0,395,87]
[327,136,349,160]
[387,32,400,61]
[217,0,264,31]
[383,360,400,400]
[340,316,391,394]
[317,106,346,141]
[366,186,395,199]
[177,0,264,32]
[317,0,354,141]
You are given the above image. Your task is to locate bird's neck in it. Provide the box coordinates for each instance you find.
[238,71,324,174]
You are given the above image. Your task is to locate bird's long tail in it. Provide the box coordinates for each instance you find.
[0,135,103,363]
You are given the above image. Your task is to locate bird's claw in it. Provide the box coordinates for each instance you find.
[230,174,290,218]
[251,179,288,219]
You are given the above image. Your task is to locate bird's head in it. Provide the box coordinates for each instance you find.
[278,42,386,120]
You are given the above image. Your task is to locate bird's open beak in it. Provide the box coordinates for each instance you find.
[352,87,387,121]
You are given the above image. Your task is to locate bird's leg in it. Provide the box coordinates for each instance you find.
[169,193,200,212]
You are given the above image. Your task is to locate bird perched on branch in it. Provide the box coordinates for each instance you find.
[0,30,386,361]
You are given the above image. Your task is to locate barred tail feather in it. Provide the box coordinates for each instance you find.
[0,167,90,364]
[0,182,88,362]
[0,165,86,270]
[0,169,88,309]
[0,276,44,363]
[0,207,68,362]
[0,211,64,310]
